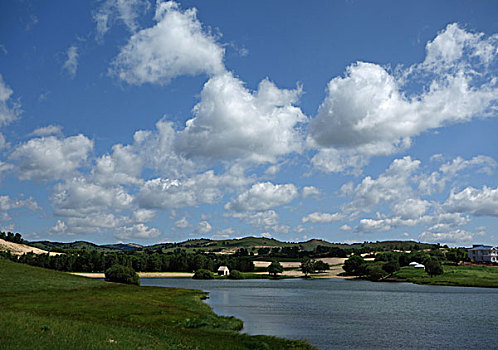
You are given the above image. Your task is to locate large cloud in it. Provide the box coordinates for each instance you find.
[111,1,225,85]
[51,177,133,217]
[11,135,93,181]
[225,182,298,212]
[444,186,498,217]
[176,72,306,163]
[137,169,250,209]
[308,24,497,173]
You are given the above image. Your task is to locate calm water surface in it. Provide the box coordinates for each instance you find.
[141,278,498,349]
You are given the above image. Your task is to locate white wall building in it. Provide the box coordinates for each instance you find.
[217,266,230,276]
[468,245,498,263]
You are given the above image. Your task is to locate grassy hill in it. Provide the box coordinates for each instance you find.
[26,237,439,255]
[0,258,314,349]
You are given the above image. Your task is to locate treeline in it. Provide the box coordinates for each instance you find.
[0,231,24,244]
[1,248,255,273]
[343,248,468,281]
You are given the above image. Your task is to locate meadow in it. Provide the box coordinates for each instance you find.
[0,258,314,349]
[392,265,498,288]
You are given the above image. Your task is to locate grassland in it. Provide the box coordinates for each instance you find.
[391,265,498,288]
[0,258,315,349]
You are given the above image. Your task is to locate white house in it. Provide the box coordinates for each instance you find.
[414,264,425,269]
[409,262,419,267]
[217,266,230,276]
[468,245,498,263]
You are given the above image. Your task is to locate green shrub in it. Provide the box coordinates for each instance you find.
[228,270,244,280]
[193,269,214,279]
[105,264,140,285]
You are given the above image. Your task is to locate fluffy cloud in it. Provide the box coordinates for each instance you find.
[137,168,249,209]
[174,217,189,229]
[0,74,21,149]
[115,223,161,240]
[0,195,38,222]
[63,46,78,78]
[346,156,421,213]
[302,212,344,224]
[11,135,93,181]
[93,0,150,40]
[308,24,497,173]
[175,72,306,164]
[196,220,212,234]
[302,186,320,199]
[92,144,143,185]
[51,177,133,217]
[419,229,475,245]
[111,1,224,85]
[225,182,298,212]
[391,199,431,219]
[28,125,63,137]
[444,186,498,217]
[0,74,21,128]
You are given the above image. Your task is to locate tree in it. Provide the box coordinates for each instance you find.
[382,260,400,275]
[313,260,329,272]
[343,255,365,275]
[193,269,214,279]
[366,265,387,281]
[300,257,315,278]
[228,270,244,280]
[267,261,284,277]
[425,259,443,277]
[105,264,140,285]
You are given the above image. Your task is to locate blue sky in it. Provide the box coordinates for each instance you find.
[0,0,497,246]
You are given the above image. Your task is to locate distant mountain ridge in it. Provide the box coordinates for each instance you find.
[26,236,438,254]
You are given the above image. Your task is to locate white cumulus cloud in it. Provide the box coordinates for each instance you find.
[175,72,306,164]
[225,182,298,212]
[11,135,93,181]
[111,1,225,85]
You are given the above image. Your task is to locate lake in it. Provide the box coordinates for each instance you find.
[141,278,498,349]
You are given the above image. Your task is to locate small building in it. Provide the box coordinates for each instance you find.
[468,245,498,263]
[408,262,419,267]
[217,266,230,276]
[414,264,425,269]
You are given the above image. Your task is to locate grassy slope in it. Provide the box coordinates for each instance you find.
[0,259,314,349]
[392,265,498,288]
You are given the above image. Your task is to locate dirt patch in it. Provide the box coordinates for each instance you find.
[0,238,62,256]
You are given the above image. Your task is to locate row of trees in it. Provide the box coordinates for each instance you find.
[1,248,255,273]
[343,248,461,281]
[0,231,24,244]
[267,257,330,278]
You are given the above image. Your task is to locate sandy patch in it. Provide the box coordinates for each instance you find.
[0,238,62,256]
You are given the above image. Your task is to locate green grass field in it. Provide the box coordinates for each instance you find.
[392,265,498,288]
[0,258,315,349]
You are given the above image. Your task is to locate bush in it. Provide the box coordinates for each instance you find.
[105,264,140,285]
[343,255,365,275]
[313,260,330,272]
[228,270,244,280]
[193,269,214,280]
[366,265,387,281]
